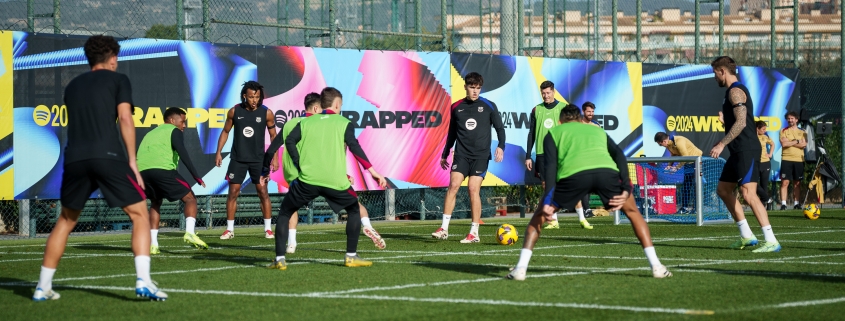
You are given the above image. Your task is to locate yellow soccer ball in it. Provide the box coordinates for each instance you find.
[496,224,519,245]
[803,203,821,220]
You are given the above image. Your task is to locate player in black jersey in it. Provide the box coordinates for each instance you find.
[709,56,780,253]
[33,35,166,301]
[215,81,278,240]
[431,72,506,243]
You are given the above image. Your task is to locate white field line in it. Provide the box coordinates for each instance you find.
[0,282,714,315]
[0,239,130,249]
[731,296,845,311]
[51,265,253,282]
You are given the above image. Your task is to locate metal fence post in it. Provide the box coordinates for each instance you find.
[441,0,447,51]
[518,185,525,218]
[696,156,703,226]
[770,0,776,67]
[517,0,523,54]
[841,0,845,208]
[276,0,282,45]
[414,0,421,51]
[305,0,310,45]
[792,0,798,68]
[52,0,60,34]
[177,0,184,40]
[694,0,700,64]
[718,0,724,57]
[542,0,548,57]
[636,0,641,61]
[27,0,33,32]
[19,199,30,237]
[385,189,396,220]
[419,188,426,221]
[329,0,336,48]
[205,196,212,229]
[202,0,209,42]
[612,0,617,61]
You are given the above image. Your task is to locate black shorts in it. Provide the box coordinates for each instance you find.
[780,160,804,181]
[542,169,624,210]
[141,169,193,202]
[534,155,545,180]
[226,159,262,184]
[279,180,358,215]
[451,156,488,178]
[61,159,146,210]
[719,152,759,185]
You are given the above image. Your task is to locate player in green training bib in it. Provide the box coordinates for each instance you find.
[136,108,207,253]
[262,87,388,270]
[270,93,386,255]
[508,104,672,281]
[524,80,592,230]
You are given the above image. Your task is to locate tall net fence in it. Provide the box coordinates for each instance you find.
[0,186,540,239]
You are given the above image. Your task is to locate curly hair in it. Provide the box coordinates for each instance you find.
[83,35,121,67]
[240,81,265,108]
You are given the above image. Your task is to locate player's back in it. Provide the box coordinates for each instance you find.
[549,122,617,180]
[63,70,132,164]
[281,116,306,183]
[297,113,350,190]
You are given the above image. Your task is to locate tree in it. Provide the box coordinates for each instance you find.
[145,24,179,40]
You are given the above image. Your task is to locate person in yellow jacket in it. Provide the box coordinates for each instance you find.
[755,121,775,205]
[778,111,807,210]
[655,132,702,213]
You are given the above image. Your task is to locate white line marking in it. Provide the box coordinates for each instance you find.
[51,265,253,282]
[0,282,713,315]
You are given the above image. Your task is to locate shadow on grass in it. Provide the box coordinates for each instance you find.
[411,261,559,278]
[676,267,845,283]
[72,244,134,253]
[188,251,266,266]
[0,277,135,301]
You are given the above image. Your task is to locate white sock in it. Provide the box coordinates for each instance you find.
[346,252,356,257]
[794,201,799,206]
[781,200,786,205]
[736,219,755,239]
[150,229,159,246]
[134,256,152,284]
[470,222,479,235]
[226,220,235,231]
[288,229,297,245]
[551,213,558,221]
[264,219,272,231]
[185,217,196,234]
[440,214,452,230]
[576,207,585,221]
[761,225,778,243]
[275,255,285,262]
[643,247,662,267]
[36,266,56,291]
[515,249,533,269]
[361,217,372,228]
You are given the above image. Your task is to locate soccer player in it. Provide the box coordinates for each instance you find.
[137,107,208,254]
[756,121,775,205]
[507,104,672,280]
[709,56,780,253]
[524,81,591,230]
[654,131,703,214]
[33,35,166,301]
[432,72,506,243]
[778,111,806,210]
[572,101,602,224]
[215,81,278,239]
[263,87,387,270]
[277,93,385,254]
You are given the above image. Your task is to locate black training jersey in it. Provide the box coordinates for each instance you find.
[231,104,270,163]
[441,97,506,160]
[722,82,759,154]
[63,70,133,164]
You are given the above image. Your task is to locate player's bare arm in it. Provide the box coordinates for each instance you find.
[710,88,747,157]
[215,108,235,167]
[266,109,279,171]
[117,102,144,189]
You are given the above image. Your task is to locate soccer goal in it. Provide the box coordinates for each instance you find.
[615,156,732,226]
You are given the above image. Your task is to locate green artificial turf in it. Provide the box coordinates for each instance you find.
[1,210,844,321]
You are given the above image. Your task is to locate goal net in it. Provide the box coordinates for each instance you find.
[616,156,732,226]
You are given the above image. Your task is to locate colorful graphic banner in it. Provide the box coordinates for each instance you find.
[641,64,800,180]
[7,32,800,200]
